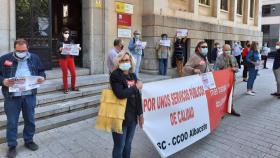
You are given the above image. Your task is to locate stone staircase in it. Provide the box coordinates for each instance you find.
[0,68,171,144]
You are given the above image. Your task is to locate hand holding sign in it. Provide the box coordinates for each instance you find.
[61,44,81,56]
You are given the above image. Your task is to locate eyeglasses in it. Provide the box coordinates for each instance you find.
[120,59,130,63]
[64,32,70,34]
[201,46,208,48]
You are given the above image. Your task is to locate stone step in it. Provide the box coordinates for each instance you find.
[0,94,101,129]
[0,84,109,113]
[0,107,99,144]
[45,68,90,80]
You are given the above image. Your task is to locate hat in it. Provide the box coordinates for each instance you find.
[133,30,141,35]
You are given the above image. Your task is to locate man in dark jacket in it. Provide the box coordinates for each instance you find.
[210,42,220,63]
[271,41,280,98]
[0,39,46,158]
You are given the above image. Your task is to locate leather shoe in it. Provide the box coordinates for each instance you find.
[7,147,16,158]
[231,109,241,117]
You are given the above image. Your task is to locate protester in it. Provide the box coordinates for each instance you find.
[56,27,81,94]
[246,41,260,96]
[242,42,250,82]
[260,43,270,69]
[184,41,210,76]
[156,34,171,76]
[0,39,46,158]
[214,44,240,116]
[107,38,124,73]
[210,42,220,63]
[173,36,185,77]
[128,30,144,77]
[271,41,280,97]
[110,51,144,158]
[232,42,242,69]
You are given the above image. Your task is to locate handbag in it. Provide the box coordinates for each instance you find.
[95,89,127,134]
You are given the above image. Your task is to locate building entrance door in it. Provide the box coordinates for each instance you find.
[52,0,83,67]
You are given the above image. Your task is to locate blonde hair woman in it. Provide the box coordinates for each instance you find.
[110,51,144,158]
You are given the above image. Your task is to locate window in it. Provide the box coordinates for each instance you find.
[237,0,243,15]
[250,0,254,18]
[262,5,271,16]
[199,0,210,6]
[261,25,270,34]
[220,0,228,11]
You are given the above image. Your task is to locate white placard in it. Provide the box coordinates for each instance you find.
[9,76,42,92]
[160,40,171,47]
[117,28,132,38]
[136,41,147,49]
[61,44,80,56]
[176,29,188,37]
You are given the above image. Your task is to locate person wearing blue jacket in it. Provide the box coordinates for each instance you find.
[128,30,144,77]
[246,41,260,96]
[0,39,46,158]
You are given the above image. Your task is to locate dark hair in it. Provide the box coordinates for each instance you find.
[214,42,220,46]
[195,41,207,53]
[114,38,122,46]
[14,38,28,48]
[161,34,168,38]
[250,41,258,51]
[60,27,71,42]
[246,43,251,48]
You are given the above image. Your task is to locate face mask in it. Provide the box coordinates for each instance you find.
[120,45,124,50]
[276,45,280,50]
[63,33,69,39]
[135,35,140,39]
[15,51,28,59]
[201,48,208,56]
[162,37,167,40]
[119,63,131,71]
[225,51,231,55]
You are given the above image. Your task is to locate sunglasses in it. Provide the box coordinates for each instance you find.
[120,59,130,63]
[201,46,208,48]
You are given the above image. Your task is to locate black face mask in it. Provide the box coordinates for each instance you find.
[120,45,124,50]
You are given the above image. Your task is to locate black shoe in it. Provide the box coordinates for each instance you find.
[243,79,248,82]
[7,147,16,158]
[231,109,241,117]
[63,89,69,94]
[271,92,280,96]
[71,87,79,91]
[264,67,269,69]
[24,142,39,151]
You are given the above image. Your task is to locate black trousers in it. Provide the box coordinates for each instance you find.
[261,55,268,68]
[235,55,241,69]
[242,57,248,79]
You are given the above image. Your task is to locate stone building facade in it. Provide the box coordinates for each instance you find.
[0,0,262,75]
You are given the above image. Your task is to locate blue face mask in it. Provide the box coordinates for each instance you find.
[119,63,131,71]
[15,51,28,59]
[201,48,208,56]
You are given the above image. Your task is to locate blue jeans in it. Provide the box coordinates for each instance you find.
[112,121,137,158]
[159,59,168,75]
[4,95,36,147]
[132,54,142,77]
[247,68,258,90]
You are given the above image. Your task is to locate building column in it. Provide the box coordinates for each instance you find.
[229,0,237,22]
[82,0,105,74]
[254,0,260,27]
[243,0,250,24]
[9,0,16,51]
[189,0,199,15]
[213,0,221,19]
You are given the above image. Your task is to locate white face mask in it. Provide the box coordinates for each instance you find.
[135,35,140,39]
[276,45,280,50]
[15,51,28,58]
[63,33,70,39]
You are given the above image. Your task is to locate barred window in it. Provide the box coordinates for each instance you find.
[237,0,243,15]
[220,0,228,11]
[199,0,210,6]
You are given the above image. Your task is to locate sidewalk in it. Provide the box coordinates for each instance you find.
[0,60,280,158]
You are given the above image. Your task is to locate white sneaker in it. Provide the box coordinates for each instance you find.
[246,91,255,96]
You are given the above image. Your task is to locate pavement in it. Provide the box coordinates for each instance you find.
[0,59,279,158]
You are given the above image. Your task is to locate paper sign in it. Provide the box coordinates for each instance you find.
[176,29,188,37]
[9,76,42,92]
[118,28,132,38]
[61,44,80,56]
[160,40,171,47]
[136,41,147,49]
[116,2,134,14]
